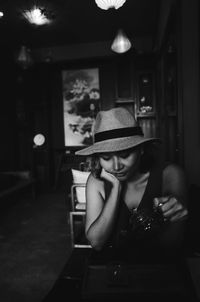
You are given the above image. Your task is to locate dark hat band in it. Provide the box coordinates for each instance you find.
[94,126,144,143]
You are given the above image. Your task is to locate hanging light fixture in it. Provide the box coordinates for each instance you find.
[111,29,132,53]
[16,45,33,69]
[22,6,53,26]
[95,0,126,10]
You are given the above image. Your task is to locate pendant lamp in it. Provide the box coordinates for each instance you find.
[22,6,52,26]
[95,0,126,10]
[111,29,132,53]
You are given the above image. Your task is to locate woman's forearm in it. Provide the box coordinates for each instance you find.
[86,185,121,250]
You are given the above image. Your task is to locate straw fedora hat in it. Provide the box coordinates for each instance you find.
[75,107,160,156]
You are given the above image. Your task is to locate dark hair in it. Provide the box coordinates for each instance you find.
[86,155,102,178]
[86,141,162,178]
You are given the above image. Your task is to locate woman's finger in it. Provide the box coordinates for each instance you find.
[163,202,182,218]
[161,197,178,212]
[153,196,171,207]
[169,208,188,222]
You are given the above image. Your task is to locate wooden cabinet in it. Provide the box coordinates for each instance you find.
[136,70,156,117]
[113,56,157,139]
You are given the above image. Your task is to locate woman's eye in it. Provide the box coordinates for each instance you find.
[99,153,112,161]
[101,156,111,161]
[119,151,131,158]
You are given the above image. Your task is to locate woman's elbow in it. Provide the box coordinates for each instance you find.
[85,231,104,251]
[91,243,103,251]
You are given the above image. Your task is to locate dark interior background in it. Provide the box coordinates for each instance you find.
[0,0,199,192]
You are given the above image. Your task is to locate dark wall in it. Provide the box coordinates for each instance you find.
[0,50,157,190]
[0,48,20,171]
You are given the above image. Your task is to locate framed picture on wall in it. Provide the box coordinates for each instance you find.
[62,68,100,147]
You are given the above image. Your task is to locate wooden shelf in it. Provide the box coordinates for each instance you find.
[115,99,135,104]
[137,113,156,118]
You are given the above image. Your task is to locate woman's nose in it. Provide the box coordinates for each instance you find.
[113,156,122,171]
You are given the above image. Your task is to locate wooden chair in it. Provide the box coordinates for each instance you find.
[69,167,91,249]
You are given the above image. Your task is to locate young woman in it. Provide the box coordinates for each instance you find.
[76,107,188,261]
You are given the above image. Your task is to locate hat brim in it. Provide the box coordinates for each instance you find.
[75,136,160,156]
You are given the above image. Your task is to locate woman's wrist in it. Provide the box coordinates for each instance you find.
[111,181,122,199]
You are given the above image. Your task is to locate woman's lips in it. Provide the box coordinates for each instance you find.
[113,172,126,178]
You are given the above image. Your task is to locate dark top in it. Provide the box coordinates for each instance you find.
[109,162,166,257]
[90,150,171,264]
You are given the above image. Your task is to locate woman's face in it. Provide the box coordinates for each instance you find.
[99,148,141,181]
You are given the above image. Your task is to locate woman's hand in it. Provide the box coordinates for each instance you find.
[153,196,188,222]
[100,168,120,186]
[85,169,122,250]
